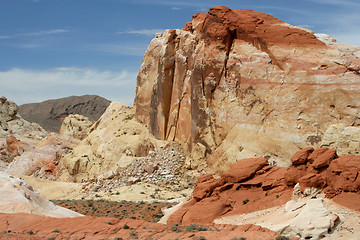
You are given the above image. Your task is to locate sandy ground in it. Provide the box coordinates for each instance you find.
[21,175,192,203]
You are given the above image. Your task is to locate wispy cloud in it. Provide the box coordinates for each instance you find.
[21,29,69,36]
[129,0,214,8]
[305,0,360,7]
[0,35,13,40]
[92,43,149,56]
[0,67,137,105]
[116,29,165,36]
[0,29,69,42]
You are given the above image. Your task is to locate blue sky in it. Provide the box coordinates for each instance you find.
[1,0,359,105]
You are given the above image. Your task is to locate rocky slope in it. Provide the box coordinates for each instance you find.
[0,96,48,166]
[134,6,360,173]
[19,95,110,132]
[164,148,360,239]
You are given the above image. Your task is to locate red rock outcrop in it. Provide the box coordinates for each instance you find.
[0,213,285,240]
[167,148,360,225]
[134,6,360,173]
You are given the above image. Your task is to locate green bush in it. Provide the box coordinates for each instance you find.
[186,223,199,232]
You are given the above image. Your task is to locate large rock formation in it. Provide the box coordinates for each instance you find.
[58,102,165,182]
[19,95,110,132]
[134,6,360,173]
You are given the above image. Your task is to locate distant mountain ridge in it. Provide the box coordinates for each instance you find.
[19,95,111,132]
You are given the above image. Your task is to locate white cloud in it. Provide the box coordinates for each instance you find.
[171,7,181,10]
[22,29,69,36]
[92,43,148,56]
[305,0,360,7]
[0,35,12,40]
[116,29,165,36]
[0,67,137,105]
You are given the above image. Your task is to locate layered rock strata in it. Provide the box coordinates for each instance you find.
[134,6,360,173]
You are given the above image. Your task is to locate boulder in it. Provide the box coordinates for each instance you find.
[290,147,314,165]
[308,147,329,164]
[311,148,337,169]
[222,157,268,183]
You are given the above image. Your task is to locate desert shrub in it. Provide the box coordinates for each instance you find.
[52,228,60,233]
[197,225,209,231]
[28,230,34,235]
[171,223,181,232]
[186,223,199,232]
[47,238,56,240]
[242,199,249,205]
[123,224,130,229]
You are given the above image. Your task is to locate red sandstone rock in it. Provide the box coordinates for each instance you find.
[308,147,329,163]
[192,174,224,201]
[284,165,308,186]
[181,197,233,225]
[0,212,284,240]
[312,148,337,169]
[325,155,360,192]
[291,147,314,165]
[298,173,325,191]
[168,148,360,227]
[221,157,268,183]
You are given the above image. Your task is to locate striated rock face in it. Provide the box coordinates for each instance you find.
[0,171,82,218]
[134,6,360,173]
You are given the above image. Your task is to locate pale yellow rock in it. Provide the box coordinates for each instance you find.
[322,124,360,155]
[59,102,165,181]
[59,114,92,140]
